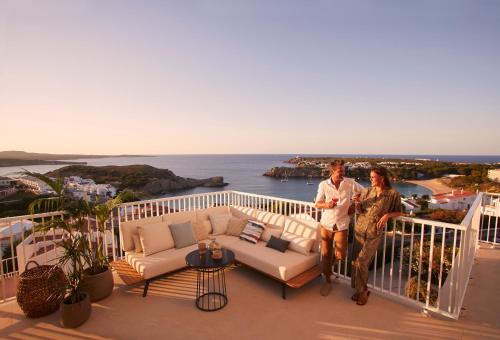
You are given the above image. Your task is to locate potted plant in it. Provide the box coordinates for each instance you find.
[81,194,123,302]
[37,200,92,328]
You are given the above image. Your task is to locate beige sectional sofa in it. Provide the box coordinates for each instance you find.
[119,205,321,299]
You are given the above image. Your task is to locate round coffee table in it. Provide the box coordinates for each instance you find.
[185,249,235,311]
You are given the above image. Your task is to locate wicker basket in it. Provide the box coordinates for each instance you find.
[16,260,66,318]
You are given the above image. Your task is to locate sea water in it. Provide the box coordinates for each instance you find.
[0,154,439,201]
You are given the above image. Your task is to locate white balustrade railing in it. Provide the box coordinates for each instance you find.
[479,192,500,245]
[0,211,64,303]
[0,190,492,320]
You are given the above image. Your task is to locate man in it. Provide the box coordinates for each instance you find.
[315,160,364,296]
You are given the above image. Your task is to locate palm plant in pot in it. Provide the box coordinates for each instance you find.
[36,200,92,328]
[81,194,123,302]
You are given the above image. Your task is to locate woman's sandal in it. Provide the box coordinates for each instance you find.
[356,290,370,305]
[351,293,359,301]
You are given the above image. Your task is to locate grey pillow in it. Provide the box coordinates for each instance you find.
[168,221,197,249]
[266,235,290,253]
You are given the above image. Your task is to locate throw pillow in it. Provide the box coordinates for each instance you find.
[137,222,175,256]
[266,235,290,253]
[202,220,212,234]
[225,216,248,237]
[169,221,198,249]
[132,233,143,253]
[239,220,266,244]
[209,213,231,235]
[260,225,283,242]
[192,221,209,241]
[280,232,315,256]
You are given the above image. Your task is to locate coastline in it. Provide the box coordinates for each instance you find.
[405,178,452,194]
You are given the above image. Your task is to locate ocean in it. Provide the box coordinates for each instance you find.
[0,154,444,202]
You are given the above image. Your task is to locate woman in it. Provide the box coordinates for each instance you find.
[351,167,403,305]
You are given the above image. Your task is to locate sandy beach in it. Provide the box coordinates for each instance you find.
[405,178,452,194]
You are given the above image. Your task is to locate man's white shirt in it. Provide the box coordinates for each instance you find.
[315,177,364,231]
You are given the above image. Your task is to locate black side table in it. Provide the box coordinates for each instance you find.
[185,249,235,311]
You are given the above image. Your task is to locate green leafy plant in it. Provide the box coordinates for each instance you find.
[82,194,124,275]
[403,240,456,286]
[35,200,90,303]
[405,276,438,305]
[24,170,68,214]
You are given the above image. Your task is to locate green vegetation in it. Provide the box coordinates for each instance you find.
[47,164,178,190]
[417,209,467,224]
[288,156,498,182]
[447,172,500,192]
[0,191,39,218]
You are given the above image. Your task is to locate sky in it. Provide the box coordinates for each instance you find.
[1,1,500,155]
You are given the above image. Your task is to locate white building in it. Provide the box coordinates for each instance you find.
[429,189,477,211]
[401,198,421,214]
[16,176,55,195]
[488,169,500,183]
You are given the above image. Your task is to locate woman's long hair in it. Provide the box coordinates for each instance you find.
[371,166,392,189]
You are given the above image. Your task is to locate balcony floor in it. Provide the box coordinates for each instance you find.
[1,245,499,340]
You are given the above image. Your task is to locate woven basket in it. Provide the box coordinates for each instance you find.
[16,260,66,318]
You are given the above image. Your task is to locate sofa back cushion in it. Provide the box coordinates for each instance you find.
[261,225,283,242]
[196,207,230,224]
[164,211,197,226]
[230,206,257,220]
[209,213,231,235]
[225,216,248,237]
[137,221,175,256]
[254,211,285,228]
[283,216,320,254]
[192,221,209,241]
[120,216,163,252]
[281,233,315,255]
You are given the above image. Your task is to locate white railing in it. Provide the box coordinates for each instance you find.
[0,211,64,303]
[479,192,500,245]
[0,190,490,320]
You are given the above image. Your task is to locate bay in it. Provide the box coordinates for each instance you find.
[0,154,433,202]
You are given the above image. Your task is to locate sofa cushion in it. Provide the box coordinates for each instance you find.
[224,239,319,281]
[196,206,230,225]
[209,213,231,235]
[255,211,285,228]
[260,225,283,242]
[230,206,257,219]
[240,220,266,244]
[283,216,320,253]
[137,221,175,256]
[168,221,198,249]
[126,244,198,279]
[193,221,209,241]
[212,234,240,248]
[164,211,197,226]
[119,216,163,252]
[225,216,248,237]
[266,235,290,253]
[132,233,143,253]
[281,232,315,256]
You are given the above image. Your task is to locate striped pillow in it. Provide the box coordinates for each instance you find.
[239,220,266,244]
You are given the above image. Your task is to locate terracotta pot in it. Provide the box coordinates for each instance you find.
[60,292,91,328]
[82,267,114,302]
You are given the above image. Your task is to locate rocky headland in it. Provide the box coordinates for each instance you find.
[264,165,328,178]
[47,164,227,195]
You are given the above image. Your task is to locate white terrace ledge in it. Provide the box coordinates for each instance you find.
[1,244,499,339]
[0,191,499,338]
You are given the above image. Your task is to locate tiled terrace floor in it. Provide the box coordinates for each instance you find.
[1,245,499,340]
